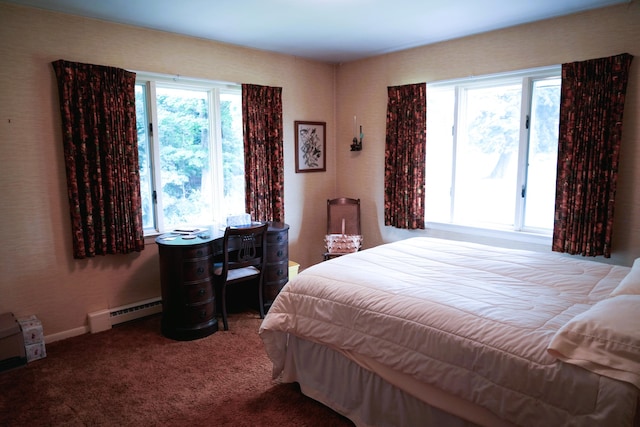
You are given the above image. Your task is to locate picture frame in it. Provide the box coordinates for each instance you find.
[294,121,326,173]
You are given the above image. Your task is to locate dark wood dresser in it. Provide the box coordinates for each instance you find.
[156,222,289,340]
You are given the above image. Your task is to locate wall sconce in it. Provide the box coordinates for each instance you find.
[351,116,363,151]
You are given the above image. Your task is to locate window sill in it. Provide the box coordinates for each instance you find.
[425,222,552,247]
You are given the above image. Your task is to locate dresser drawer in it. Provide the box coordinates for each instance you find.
[182,258,212,282]
[182,280,213,304]
[267,230,288,245]
[265,260,288,283]
[267,243,288,262]
[263,281,287,302]
[182,244,213,258]
[182,300,216,325]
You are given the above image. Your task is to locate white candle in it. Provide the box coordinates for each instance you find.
[341,218,346,235]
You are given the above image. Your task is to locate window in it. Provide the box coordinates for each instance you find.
[425,66,561,238]
[135,74,244,234]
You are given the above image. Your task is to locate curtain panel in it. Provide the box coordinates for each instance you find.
[553,53,633,258]
[52,59,144,259]
[241,84,285,223]
[384,83,427,230]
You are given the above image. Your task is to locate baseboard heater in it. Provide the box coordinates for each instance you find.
[88,297,163,333]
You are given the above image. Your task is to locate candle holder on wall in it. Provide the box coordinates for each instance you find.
[351,125,363,151]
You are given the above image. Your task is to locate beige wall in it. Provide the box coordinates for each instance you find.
[335,1,640,265]
[1,1,639,340]
[0,3,336,339]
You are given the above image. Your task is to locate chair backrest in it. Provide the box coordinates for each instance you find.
[220,223,269,282]
[327,198,361,235]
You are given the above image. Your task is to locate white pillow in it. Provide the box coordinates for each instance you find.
[610,257,640,296]
[548,295,640,388]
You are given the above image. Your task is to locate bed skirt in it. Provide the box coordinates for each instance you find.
[280,335,516,427]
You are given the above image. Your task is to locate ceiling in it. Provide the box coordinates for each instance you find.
[3,0,630,63]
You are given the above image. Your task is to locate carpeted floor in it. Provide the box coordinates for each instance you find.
[0,312,354,426]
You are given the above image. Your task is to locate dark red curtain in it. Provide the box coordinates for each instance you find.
[241,84,284,223]
[52,59,144,259]
[384,83,427,229]
[553,53,633,258]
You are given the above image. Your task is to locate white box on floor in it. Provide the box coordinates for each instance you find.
[18,315,44,345]
[25,341,46,362]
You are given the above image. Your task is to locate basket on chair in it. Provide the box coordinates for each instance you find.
[324,233,362,254]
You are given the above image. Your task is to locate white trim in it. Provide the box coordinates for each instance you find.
[426,221,552,246]
[45,326,89,344]
[427,65,561,88]
[133,70,240,90]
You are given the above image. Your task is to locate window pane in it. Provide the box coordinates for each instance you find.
[220,92,245,217]
[156,86,213,228]
[454,84,521,227]
[524,78,560,230]
[425,88,454,223]
[135,84,155,230]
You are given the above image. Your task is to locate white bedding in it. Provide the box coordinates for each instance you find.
[259,237,638,427]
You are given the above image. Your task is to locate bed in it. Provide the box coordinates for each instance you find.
[259,237,640,427]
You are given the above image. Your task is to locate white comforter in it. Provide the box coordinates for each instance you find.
[259,237,638,427]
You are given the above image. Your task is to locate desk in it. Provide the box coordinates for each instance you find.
[156,222,289,340]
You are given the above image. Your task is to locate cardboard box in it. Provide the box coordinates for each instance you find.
[18,315,44,345]
[25,341,46,362]
[0,312,26,371]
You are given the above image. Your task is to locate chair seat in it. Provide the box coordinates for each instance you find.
[214,264,260,281]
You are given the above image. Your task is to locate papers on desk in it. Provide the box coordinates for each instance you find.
[157,228,205,241]
[172,228,208,235]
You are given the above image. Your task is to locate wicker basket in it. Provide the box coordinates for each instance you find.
[324,234,362,254]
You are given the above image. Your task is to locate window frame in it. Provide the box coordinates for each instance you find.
[425,65,561,245]
[135,72,242,236]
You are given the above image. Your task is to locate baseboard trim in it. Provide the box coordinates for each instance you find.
[45,326,89,344]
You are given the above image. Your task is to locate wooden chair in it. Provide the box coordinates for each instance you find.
[213,223,269,330]
[323,198,362,260]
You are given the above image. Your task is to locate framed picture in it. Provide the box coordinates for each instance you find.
[294,121,326,173]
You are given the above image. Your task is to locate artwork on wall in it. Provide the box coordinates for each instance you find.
[294,121,326,173]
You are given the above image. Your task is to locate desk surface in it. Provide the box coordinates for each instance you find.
[155,222,288,246]
[155,227,224,246]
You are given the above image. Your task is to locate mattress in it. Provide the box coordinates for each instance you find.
[259,237,638,427]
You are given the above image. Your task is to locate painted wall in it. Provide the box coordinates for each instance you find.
[1,1,638,340]
[0,3,336,339]
[335,1,640,266]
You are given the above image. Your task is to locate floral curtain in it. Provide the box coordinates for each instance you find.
[552,53,633,257]
[241,84,285,223]
[52,59,144,259]
[384,83,427,229]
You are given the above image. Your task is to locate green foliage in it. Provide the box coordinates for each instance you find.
[220,99,244,197]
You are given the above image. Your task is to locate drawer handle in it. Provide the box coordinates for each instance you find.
[277,235,283,242]
[197,267,205,274]
[200,310,206,319]
[198,289,205,296]
[277,249,283,257]
[196,250,204,256]
[277,268,284,276]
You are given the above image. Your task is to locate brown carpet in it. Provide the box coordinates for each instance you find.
[0,312,354,426]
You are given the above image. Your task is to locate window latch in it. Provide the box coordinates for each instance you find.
[521,185,526,198]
